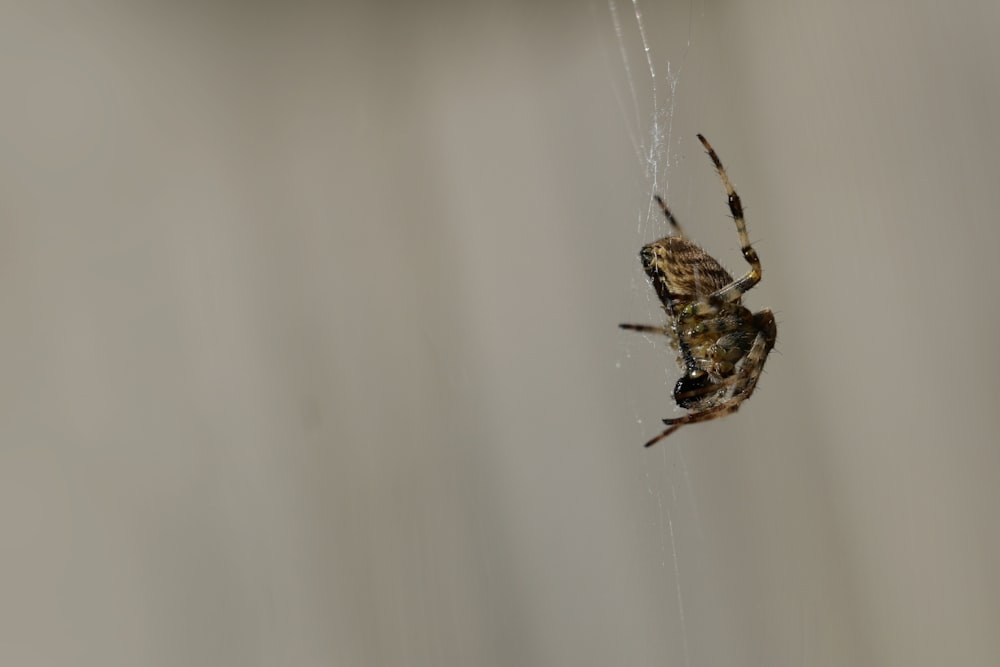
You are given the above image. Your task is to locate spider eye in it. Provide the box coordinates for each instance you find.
[674,372,712,409]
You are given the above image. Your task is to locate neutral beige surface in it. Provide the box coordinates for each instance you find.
[1,1,998,665]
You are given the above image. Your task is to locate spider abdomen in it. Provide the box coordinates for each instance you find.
[642,237,734,306]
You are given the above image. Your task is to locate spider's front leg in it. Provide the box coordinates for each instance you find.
[689,133,764,311]
[618,323,666,335]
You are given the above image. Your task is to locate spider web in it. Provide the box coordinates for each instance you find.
[602,2,703,666]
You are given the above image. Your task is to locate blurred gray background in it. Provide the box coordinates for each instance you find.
[1,1,999,665]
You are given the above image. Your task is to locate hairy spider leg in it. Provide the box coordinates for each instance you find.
[653,194,684,238]
[618,324,665,334]
[684,133,762,316]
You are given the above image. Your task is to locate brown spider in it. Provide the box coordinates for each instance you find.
[620,134,776,448]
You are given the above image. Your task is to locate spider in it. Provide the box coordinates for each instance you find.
[620,134,776,448]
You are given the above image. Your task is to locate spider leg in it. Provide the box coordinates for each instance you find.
[725,309,775,397]
[661,401,741,430]
[618,323,666,334]
[642,423,683,448]
[683,134,762,316]
[654,194,685,238]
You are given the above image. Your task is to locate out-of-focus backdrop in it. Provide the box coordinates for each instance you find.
[2,2,999,665]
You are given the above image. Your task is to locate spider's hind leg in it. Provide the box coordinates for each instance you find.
[642,423,683,449]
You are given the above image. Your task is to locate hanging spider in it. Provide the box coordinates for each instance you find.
[620,134,776,448]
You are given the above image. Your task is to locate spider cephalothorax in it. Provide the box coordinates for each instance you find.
[620,134,776,448]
